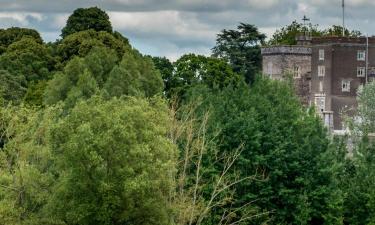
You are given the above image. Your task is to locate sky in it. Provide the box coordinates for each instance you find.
[0,0,373,61]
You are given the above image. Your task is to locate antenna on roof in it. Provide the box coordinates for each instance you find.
[342,0,345,36]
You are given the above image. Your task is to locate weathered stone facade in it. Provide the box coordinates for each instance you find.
[261,45,312,105]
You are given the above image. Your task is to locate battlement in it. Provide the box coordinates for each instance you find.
[261,46,312,55]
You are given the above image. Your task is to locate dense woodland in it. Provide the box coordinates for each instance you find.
[0,6,375,225]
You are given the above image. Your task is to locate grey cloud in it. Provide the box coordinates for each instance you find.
[0,0,374,60]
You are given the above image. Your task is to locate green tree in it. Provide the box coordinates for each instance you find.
[268,21,362,46]
[45,47,163,107]
[0,96,178,225]
[268,21,321,45]
[183,77,343,224]
[0,27,42,54]
[167,54,241,98]
[322,25,361,37]
[354,81,375,134]
[212,23,266,84]
[61,7,112,38]
[103,50,163,98]
[46,96,177,225]
[0,37,54,82]
[57,30,128,63]
[0,70,26,104]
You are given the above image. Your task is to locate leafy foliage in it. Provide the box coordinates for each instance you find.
[212,23,266,84]
[0,70,26,104]
[0,37,54,82]
[268,21,362,45]
[57,30,129,63]
[61,7,113,38]
[0,96,177,225]
[183,77,342,224]
[0,27,42,54]
[45,47,163,108]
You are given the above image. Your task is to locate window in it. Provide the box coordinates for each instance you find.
[267,62,273,76]
[318,65,325,77]
[319,49,325,61]
[293,65,301,78]
[314,96,325,113]
[319,81,323,92]
[357,67,365,77]
[342,80,351,92]
[357,50,366,61]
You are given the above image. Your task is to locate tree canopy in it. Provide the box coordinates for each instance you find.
[0,27,42,54]
[212,23,266,84]
[61,7,113,38]
[268,21,362,45]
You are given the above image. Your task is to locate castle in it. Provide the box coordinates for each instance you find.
[262,35,375,131]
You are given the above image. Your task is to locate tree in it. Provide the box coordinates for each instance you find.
[322,25,361,37]
[0,27,42,54]
[61,7,112,38]
[0,96,178,225]
[103,49,164,98]
[167,54,241,98]
[182,77,343,224]
[0,37,54,83]
[0,70,26,104]
[45,47,163,108]
[150,56,174,95]
[212,23,266,84]
[268,21,362,46]
[171,102,267,225]
[267,21,321,45]
[57,30,128,63]
[353,81,375,134]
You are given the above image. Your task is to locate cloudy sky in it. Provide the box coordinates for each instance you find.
[0,0,373,60]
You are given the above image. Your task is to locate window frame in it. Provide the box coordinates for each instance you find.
[293,65,301,78]
[314,94,326,113]
[318,65,325,77]
[319,49,325,61]
[357,50,366,61]
[357,67,365,77]
[342,80,351,92]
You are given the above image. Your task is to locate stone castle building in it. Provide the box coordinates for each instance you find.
[261,35,312,105]
[262,35,375,131]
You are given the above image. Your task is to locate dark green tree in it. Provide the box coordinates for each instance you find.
[57,30,128,63]
[103,50,163,98]
[150,56,174,95]
[168,54,241,98]
[0,70,26,104]
[183,77,343,224]
[0,27,42,54]
[212,23,266,84]
[61,7,113,38]
[0,37,54,83]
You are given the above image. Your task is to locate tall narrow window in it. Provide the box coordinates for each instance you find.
[314,96,325,113]
[267,62,273,76]
[357,67,365,77]
[318,65,325,77]
[357,50,366,61]
[319,49,325,61]
[293,65,301,78]
[319,81,323,92]
[342,80,351,92]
